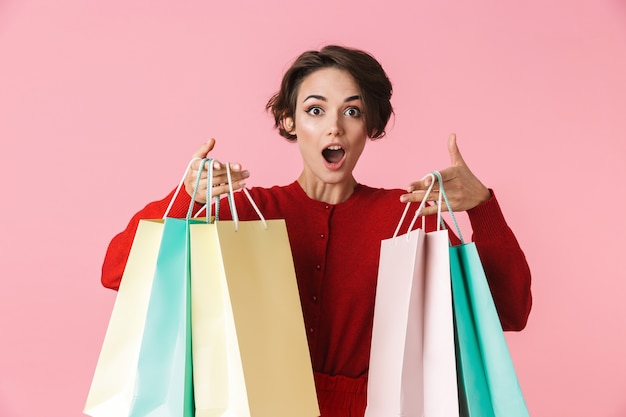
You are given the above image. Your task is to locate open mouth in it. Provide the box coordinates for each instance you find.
[322,145,345,164]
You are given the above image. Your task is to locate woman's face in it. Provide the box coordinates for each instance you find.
[285,67,368,189]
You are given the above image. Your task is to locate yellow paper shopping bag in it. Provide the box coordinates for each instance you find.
[84,219,164,417]
[190,161,319,417]
[85,159,201,417]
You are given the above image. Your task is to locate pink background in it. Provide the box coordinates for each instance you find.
[1,0,625,416]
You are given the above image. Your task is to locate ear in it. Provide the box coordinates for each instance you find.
[283,116,295,135]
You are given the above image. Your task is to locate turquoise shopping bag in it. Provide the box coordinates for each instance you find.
[127,157,223,417]
[450,243,529,417]
[128,216,199,417]
[127,157,210,417]
[431,171,529,417]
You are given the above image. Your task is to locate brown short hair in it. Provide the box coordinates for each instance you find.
[266,45,394,141]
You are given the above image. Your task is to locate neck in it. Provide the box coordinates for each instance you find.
[297,173,357,205]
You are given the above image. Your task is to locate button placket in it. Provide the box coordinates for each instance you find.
[308,204,332,346]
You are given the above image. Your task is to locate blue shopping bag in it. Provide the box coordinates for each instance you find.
[128,216,198,417]
[450,242,529,417]
[128,157,211,417]
[432,171,529,417]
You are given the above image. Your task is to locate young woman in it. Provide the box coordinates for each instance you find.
[101,45,532,416]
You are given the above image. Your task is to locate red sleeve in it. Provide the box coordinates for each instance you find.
[466,190,532,331]
[100,187,204,291]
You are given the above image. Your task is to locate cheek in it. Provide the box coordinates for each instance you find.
[352,139,367,160]
[295,117,318,138]
[349,123,368,150]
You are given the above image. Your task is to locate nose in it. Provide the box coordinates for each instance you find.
[327,114,344,137]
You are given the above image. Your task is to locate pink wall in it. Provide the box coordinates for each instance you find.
[1,0,625,416]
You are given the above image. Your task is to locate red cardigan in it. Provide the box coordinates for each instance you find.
[102,181,531,379]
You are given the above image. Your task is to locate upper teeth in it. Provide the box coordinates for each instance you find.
[327,145,342,150]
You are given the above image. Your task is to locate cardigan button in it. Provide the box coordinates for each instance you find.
[320,234,325,239]
[315,264,321,270]
[312,295,318,302]
[309,327,315,333]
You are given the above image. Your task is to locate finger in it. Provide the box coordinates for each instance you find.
[399,189,439,204]
[212,166,250,185]
[212,169,250,186]
[191,160,213,180]
[210,177,248,195]
[448,133,466,167]
[211,160,243,172]
[227,162,244,172]
[213,161,243,172]
[192,138,216,159]
[400,190,425,203]
[418,201,449,217]
[397,192,450,215]
[406,178,434,193]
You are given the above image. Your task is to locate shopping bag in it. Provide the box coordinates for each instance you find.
[450,243,529,417]
[366,173,459,417]
[432,171,529,417]
[84,219,164,417]
[126,158,211,417]
[85,159,202,417]
[128,216,197,417]
[190,161,319,417]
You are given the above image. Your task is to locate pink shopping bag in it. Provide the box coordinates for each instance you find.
[366,173,459,417]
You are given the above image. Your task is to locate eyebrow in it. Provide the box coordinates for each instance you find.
[302,94,362,103]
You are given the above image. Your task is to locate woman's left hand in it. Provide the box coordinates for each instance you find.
[400,133,491,216]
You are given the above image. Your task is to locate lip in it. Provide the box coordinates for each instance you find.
[321,142,347,171]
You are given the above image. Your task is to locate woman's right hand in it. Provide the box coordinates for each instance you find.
[183,138,251,204]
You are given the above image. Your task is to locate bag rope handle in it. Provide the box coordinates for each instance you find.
[432,170,465,244]
[225,162,267,231]
[392,172,437,239]
[192,160,267,230]
[188,158,220,222]
[407,172,444,234]
[225,162,238,227]
[162,157,201,219]
[391,170,465,245]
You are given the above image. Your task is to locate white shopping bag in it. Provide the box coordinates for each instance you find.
[366,172,459,417]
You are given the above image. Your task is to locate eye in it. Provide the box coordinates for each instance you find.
[344,107,362,117]
[305,106,324,116]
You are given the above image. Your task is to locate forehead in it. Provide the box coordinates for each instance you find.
[297,67,361,100]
